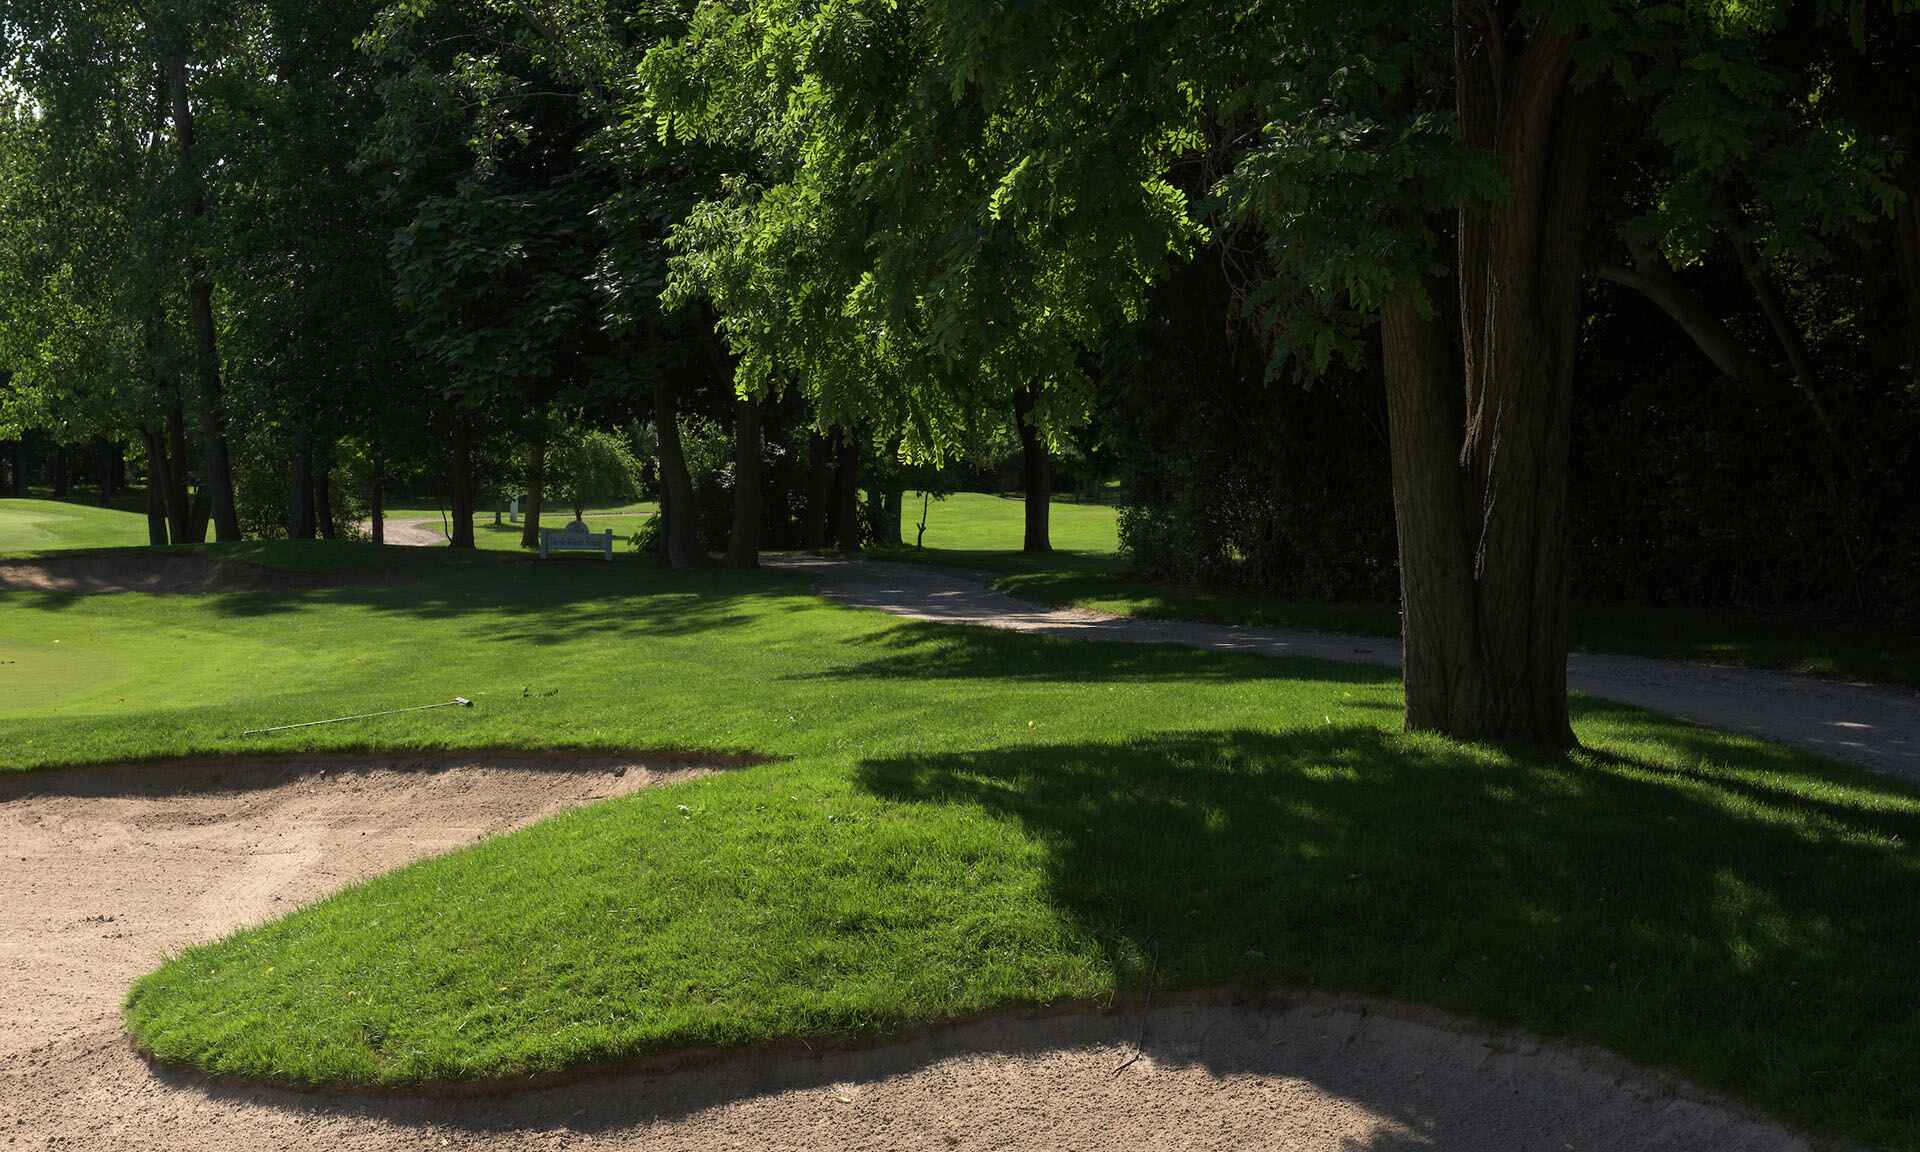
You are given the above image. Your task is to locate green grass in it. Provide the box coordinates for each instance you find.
[904,490,1120,553]
[0,496,150,554]
[880,491,1920,688]
[381,502,658,552]
[1,544,1913,1144]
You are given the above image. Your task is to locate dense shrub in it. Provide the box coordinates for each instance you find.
[1110,248,1920,625]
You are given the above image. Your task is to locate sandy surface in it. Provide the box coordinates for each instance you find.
[1,751,1808,1150]
[367,517,451,547]
[770,555,1920,782]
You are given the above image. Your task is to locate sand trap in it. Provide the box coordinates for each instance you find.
[0,753,1805,1150]
[0,553,372,595]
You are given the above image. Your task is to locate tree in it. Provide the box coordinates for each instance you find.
[546,426,641,523]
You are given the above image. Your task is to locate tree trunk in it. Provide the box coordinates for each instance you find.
[653,376,698,567]
[50,444,68,498]
[369,454,385,545]
[1898,182,1920,389]
[833,432,861,551]
[1013,384,1051,552]
[168,47,240,542]
[874,485,905,545]
[805,431,832,548]
[97,437,119,506]
[141,428,170,545]
[314,445,336,539]
[5,439,23,497]
[188,485,210,544]
[288,425,316,539]
[1377,10,1591,747]
[165,394,194,542]
[519,415,546,550]
[725,396,763,569]
[449,415,477,549]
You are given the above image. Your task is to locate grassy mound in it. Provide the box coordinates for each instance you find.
[8,549,1900,1144]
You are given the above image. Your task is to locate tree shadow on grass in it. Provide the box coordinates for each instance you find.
[1,546,819,643]
[190,559,812,643]
[851,727,1919,1145]
[784,619,1402,686]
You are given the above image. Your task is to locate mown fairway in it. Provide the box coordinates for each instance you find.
[2,544,1911,1146]
[0,497,148,554]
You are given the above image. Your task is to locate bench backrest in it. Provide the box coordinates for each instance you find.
[539,525,614,558]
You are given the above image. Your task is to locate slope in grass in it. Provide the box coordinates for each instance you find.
[0,497,150,554]
[4,547,1902,1145]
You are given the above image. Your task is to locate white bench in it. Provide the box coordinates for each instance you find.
[539,522,614,560]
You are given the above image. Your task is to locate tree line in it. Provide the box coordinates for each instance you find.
[3,0,1916,746]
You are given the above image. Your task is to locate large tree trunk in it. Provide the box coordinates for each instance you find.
[725,396,763,569]
[165,395,203,543]
[653,376,698,567]
[167,47,240,542]
[5,438,23,497]
[50,444,68,498]
[1013,385,1051,552]
[96,437,119,506]
[805,431,832,548]
[288,425,316,539]
[141,428,170,545]
[833,432,861,551]
[369,453,385,545]
[519,413,546,550]
[1378,10,1591,747]
[188,485,210,544]
[314,443,337,539]
[449,415,477,549]
[1896,181,1920,389]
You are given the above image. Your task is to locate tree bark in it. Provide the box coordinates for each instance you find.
[188,485,210,543]
[288,425,316,539]
[314,444,336,539]
[167,46,240,542]
[163,395,193,542]
[1897,182,1920,389]
[725,396,763,569]
[141,428,170,545]
[833,432,861,551]
[870,485,905,546]
[97,437,119,506]
[5,439,23,497]
[449,414,477,549]
[653,376,698,567]
[519,413,547,550]
[1377,8,1591,747]
[805,431,832,548]
[369,453,385,545]
[50,444,68,498]
[1013,384,1051,552]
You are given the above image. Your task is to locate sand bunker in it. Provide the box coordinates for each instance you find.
[0,753,1805,1150]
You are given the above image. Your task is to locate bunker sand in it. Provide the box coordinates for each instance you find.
[2,752,1805,1149]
